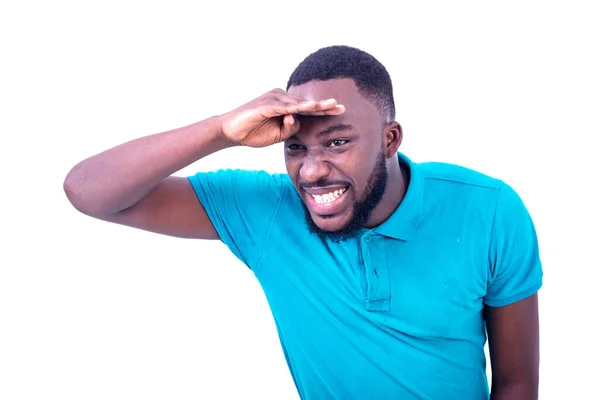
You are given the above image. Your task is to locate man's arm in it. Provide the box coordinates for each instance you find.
[484,293,539,400]
[63,116,232,239]
[63,90,343,238]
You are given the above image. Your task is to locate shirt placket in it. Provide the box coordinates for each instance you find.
[360,232,391,312]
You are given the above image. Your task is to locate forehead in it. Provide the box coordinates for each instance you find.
[288,78,380,125]
[288,78,358,102]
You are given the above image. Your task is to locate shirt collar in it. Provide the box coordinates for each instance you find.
[372,152,424,241]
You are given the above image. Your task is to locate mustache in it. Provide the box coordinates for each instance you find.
[299,180,349,190]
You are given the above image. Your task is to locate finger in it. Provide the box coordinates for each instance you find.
[264,102,308,117]
[281,114,301,137]
[297,104,346,116]
[261,96,342,118]
[271,95,340,114]
[274,90,339,111]
[273,91,310,104]
[290,98,340,112]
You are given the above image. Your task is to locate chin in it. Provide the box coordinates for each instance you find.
[310,213,352,233]
[300,196,366,242]
[304,209,364,242]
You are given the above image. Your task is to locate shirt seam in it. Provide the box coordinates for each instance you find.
[487,181,505,286]
[252,175,286,275]
[425,176,503,190]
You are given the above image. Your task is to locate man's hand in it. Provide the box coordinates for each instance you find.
[218,88,345,147]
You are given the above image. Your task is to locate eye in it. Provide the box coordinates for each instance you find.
[286,143,305,153]
[328,139,349,147]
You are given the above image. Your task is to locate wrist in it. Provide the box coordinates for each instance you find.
[186,115,239,153]
[206,114,240,148]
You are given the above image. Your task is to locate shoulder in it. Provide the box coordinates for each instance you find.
[409,159,527,236]
[186,169,299,268]
[189,168,288,191]
[188,168,296,205]
[417,161,503,191]
[187,168,295,221]
[413,160,505,219]
[410,157,536,236]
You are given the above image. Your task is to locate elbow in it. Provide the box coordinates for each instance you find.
[63,164,105,218]
[63,168,90,215]
[63,175,84,214]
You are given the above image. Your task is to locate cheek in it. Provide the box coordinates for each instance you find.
[339,161,368,194]
[284,157,299,179]
[347,155,379,196]
[353,177,371,200]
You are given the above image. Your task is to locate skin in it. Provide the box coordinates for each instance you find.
[285,79,405,239]
[63,78,539,399]
[485,294,540,399]
[298,151,389,242]
[63,89,343,239]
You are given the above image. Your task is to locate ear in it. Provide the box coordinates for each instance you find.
[383,121,403,158]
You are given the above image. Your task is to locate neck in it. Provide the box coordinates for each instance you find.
[365,157,407,228]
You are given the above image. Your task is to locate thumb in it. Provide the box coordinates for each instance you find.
[281,114,300,138]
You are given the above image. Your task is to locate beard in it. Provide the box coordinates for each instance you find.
[301,151,388,242]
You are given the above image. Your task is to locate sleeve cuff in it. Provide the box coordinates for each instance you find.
[483,279,543,307]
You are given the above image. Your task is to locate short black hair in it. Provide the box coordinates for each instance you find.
[286,45,395,122]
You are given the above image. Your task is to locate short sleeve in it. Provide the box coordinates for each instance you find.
[187,169,286,270]
[484,183,543,307]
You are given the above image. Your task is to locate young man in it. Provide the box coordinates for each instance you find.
[64,45,542,399]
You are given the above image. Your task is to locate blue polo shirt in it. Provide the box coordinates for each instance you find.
[188,153,543,400]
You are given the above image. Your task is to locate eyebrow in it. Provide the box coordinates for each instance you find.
[318,123,354,136]
[288,123,355,141]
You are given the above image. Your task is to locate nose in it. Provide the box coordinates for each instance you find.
[299,155,331,184]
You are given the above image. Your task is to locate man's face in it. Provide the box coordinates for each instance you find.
[285,79,389,241]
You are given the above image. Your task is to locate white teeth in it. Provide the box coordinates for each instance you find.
[311,187,347,204]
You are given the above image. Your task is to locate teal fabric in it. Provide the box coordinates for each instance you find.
[188,153,543,399]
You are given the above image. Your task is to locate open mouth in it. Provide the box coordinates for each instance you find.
[303,185,350,215]
[310,187,347,204]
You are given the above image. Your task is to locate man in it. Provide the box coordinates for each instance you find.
[64,45,542,399]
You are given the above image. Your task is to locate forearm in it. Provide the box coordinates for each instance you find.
[63,116,235,216]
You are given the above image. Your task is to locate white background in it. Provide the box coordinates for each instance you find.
[1,1,598,399]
